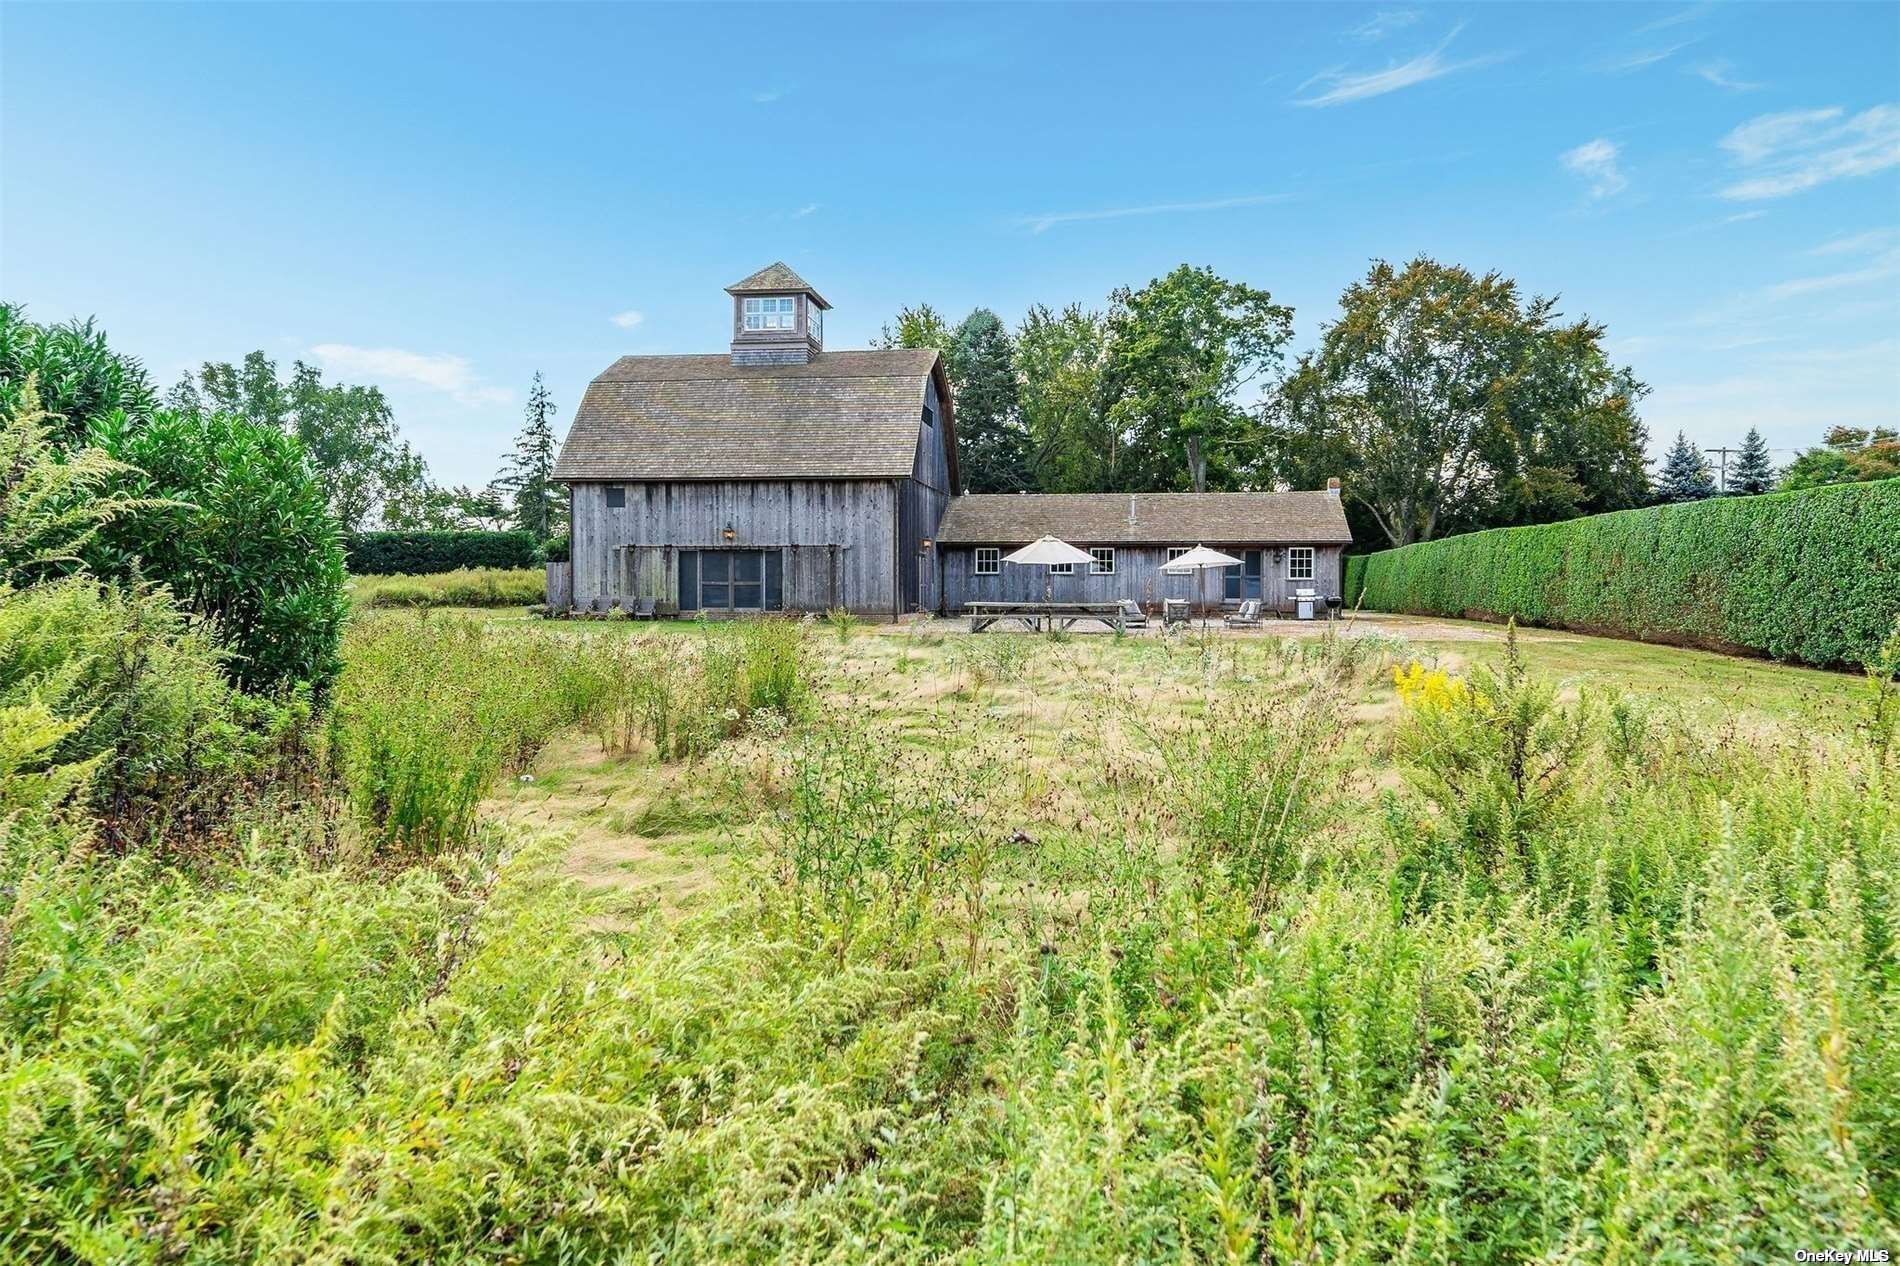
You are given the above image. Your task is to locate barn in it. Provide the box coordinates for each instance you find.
[552,263,1352,619]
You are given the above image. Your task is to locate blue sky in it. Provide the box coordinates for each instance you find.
[3,2,1896,489]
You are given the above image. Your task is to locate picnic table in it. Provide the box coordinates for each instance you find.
[964,601,1127,634]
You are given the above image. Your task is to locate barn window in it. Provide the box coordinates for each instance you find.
[1287,547,1314,581]
[1050,562,1074,576]
[605,485,626,509]
[1090,548,1115,575]
[974,547,1000,575]
[922,404,935,428]
[1166,547,1190,564]
[742,296,796,331]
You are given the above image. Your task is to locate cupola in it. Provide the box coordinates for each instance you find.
[726,262,830,366]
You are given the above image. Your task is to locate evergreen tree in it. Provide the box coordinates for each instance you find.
[1656,431,1717,502]
[494,372,563,541]
[1729,427,1775,495]
[948,309,1030,491]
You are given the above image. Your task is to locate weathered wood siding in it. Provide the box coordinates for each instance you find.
[941,544,1344,613]
[569,479,900,615]
[899,375,953,614]
[545,560,573,611]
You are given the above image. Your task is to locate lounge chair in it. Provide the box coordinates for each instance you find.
[1118,598,1149,630]
[1223,598,1263,628]
[631,597,657,620]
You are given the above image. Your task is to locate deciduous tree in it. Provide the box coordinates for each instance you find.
[1779,426,1899,490]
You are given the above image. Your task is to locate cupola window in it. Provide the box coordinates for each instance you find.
[743,296,796,331]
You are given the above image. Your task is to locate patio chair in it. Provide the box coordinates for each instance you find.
[1118,598,1149,630]
[1223,598,1263,628]
[631,597,657,620]
[1163,598,1191,630]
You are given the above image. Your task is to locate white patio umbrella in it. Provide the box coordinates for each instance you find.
[1160,544,1243,617]
[1003,535,1095,602]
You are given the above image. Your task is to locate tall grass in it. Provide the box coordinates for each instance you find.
[347,566,545,608]
[3,618,1895,1259]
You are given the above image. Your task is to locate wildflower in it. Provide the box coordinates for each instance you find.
[1394,660,1468,711]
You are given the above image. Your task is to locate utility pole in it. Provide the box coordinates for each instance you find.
[1708,446,1736,494]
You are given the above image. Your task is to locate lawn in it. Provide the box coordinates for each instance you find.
[7,609,1894,1261]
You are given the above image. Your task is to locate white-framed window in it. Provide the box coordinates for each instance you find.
[1050,562,1074,575]
[974,547,1000,575]
[1090,547,1115,574]
[1287,546,1315,581]
[742,296,796,331]
[1166,546,1191,564]
[808,305,823,344]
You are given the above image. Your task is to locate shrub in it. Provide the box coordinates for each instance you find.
[1343,553,1367,607]
[0,301,157,448]
[345,529,542,575]
[1354,478,1900,666]
[0,579,292,849]
[349,566,545,608]
[92,408,349,694]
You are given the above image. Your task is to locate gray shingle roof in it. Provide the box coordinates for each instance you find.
[725,261,831,309]
[935,492,1352,546]
[553,349,948,482]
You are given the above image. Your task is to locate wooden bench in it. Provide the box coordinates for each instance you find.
[964,601,1127,633]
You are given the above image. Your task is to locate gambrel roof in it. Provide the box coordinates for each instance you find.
[936,492,1352,546]
[553,349,955,484]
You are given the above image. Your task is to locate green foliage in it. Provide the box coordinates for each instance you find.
[0,579,293,851]
[1016,302,1109,492]
[349,566,545,608]
[0,375,152,586]
[344,529,543,575]
[823,606,859,641]
[1343,553,1368,606]
[325,614,605,851]
[490,371,565,542]
[1656,429,1717,502]
[1355,478,1900,666]
[172,350,431,533]
[95,407,348,694]
[1269,257,1651,545]
[947,309,1030,492]
[1780,425,1900,491]
[0,301,156,448]
[1730,425,1776,494]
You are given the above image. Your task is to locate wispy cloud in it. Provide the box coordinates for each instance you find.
[792,202,820,218]
[1634,3,1710,34]
[609,310,644,329]
[1725,209,1767,223]
[1294,25,1508,107]
[1018,193,1289,234]
[310,344,512,407]
[1762,252,1900,299]
[1562,138,1629,199]
[1718,103,1900,199]
[1348,9,1419,41]
[1807,227,1898,256]
[752,89,784,105]
[1692,59,1761,91]
[1594,38,1699,74]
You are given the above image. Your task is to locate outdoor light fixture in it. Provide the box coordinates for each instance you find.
[921,537,933,552]
[722,524,736,542]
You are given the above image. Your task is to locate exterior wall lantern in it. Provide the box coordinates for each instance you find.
[920,537,933,553]
[722,523,736,543]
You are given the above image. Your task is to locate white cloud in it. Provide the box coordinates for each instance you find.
[1725,209,1767,223]
[1692,59,1761,91]
[1294,25,1509,107]
[609,309,645,329]
[1634,4,1710,34]
[752,89,783,104]
[1561,138,1629,199]
[1807,227,1898,255]
[793,202,820,218]
[1762,250,1900,299]
[1718,104,1900,199]
[1348,9,1419,41]
[1018,193,1289,234]
[309,344,512,407]
[1594,38,1699,74]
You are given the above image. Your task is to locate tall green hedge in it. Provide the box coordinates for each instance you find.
[1354,479,1900,667]
[345,531,542,576]
[1344,555,1368,608]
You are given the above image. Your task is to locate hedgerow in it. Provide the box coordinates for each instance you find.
[1353,479,1900,665]
[345,530,542,575]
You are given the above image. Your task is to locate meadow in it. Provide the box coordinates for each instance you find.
[3,610,1896,1263]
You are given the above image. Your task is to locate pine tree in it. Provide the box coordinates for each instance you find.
[1657,431,1717,502]
[1729,427,1775,495]
[494,372,563,541]
[949,309,1031,492]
